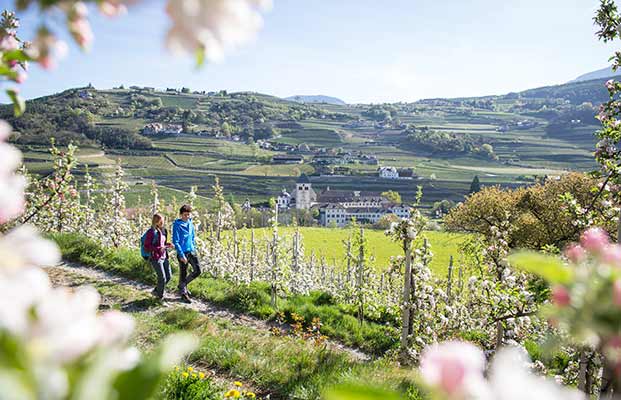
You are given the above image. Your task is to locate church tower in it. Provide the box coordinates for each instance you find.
[295,174,315,209]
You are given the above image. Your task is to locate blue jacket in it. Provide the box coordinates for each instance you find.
[172,218,196,256]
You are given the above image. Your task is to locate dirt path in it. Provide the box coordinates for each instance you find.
[48,261,371,362]
[44,264,263,395]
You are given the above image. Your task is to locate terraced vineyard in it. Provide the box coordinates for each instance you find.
[13,77,605,209]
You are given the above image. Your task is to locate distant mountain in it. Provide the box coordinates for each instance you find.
[285,95,346,105]
[570,66,621,83]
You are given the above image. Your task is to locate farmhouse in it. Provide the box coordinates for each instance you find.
[378,166,399,179]
[272,155,304,164]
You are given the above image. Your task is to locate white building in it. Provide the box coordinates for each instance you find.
[277,188,292,210]
[378,166,399,179]
[320,204,412,227]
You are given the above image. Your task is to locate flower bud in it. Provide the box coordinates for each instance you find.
[551,285,570,307]
[564,244,586,264]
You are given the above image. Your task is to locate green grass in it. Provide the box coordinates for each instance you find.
[53,265,421,399]
[225,227,469,276]
[137,308,421,400]
[50,232,400,355]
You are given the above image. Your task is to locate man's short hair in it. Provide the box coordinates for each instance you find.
[180,204,193,214]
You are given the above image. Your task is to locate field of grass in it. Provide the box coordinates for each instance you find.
[225,227,470,276]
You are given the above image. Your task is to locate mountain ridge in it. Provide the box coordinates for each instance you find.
[285,95,346,105]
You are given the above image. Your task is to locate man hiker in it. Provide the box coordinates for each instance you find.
[172,204,202,303]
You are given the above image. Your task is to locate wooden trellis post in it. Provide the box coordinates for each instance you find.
[399,236,413,362]
[356,226,365,326]
[249,229,256,282]
[447,255,454,303]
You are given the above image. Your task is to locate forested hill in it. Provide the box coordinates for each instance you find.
[0,87,352,148]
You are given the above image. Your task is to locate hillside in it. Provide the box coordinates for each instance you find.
[285,95,347,105]
[570,66,621,82]
[11,79,604,211]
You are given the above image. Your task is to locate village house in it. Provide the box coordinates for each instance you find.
[378,166,399,179]
[276,188,292,210]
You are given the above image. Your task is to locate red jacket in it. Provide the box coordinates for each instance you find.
[144,228,167,261]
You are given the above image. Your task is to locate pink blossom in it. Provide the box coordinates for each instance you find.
[0,174,26,224]
[0,143,22,175]
[603,245,621,267]
[98,311,135,346]
[564,244,586,264]
[0,120,12,141]
[39,55,54,70]
[69,18,94,49]
[0,34,19,51]
[580,227,609,254]
[99,1,128,17]
[551,285,570,307]
[606,79,615,90]
[13,70,27,84]
[604,336,621,367]
[165,0,271,62]
[420,341,485,397]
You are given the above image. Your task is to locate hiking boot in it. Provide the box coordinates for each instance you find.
[180,292,192,304]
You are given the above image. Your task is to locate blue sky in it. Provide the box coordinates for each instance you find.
[5,0,617,103]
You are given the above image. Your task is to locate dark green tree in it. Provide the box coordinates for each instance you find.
[469,175,481,194]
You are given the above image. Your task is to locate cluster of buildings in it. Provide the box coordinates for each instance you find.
[276,174,412,227]
[142,123,183,135]
[378,166,416,180]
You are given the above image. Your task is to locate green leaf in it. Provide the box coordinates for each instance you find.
[2,50,31,63]
[6,89,25,116]
[0,65,18,80]
[508,251,573,284]
[323,384,404,400]
[195,46,205,69]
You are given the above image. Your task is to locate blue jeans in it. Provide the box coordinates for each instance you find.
[151,258,171,298]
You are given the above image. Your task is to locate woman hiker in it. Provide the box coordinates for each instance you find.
[144,213,173,300]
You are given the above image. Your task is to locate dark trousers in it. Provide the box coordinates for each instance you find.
[178,252,201,294]
[151,258,171,298]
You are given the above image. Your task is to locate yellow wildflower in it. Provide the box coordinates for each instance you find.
[199,372,205,379]
[182,372,189,378]
[187,366,194,372]
[234,381,243,387]
[192,373,197,378]
[225,389,241,398]
[174,366,179,372]
[246,392,256,399]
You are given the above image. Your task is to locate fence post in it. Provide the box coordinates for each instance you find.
[447,255,454,303]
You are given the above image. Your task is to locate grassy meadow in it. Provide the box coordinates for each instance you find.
[224,227,470,276]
